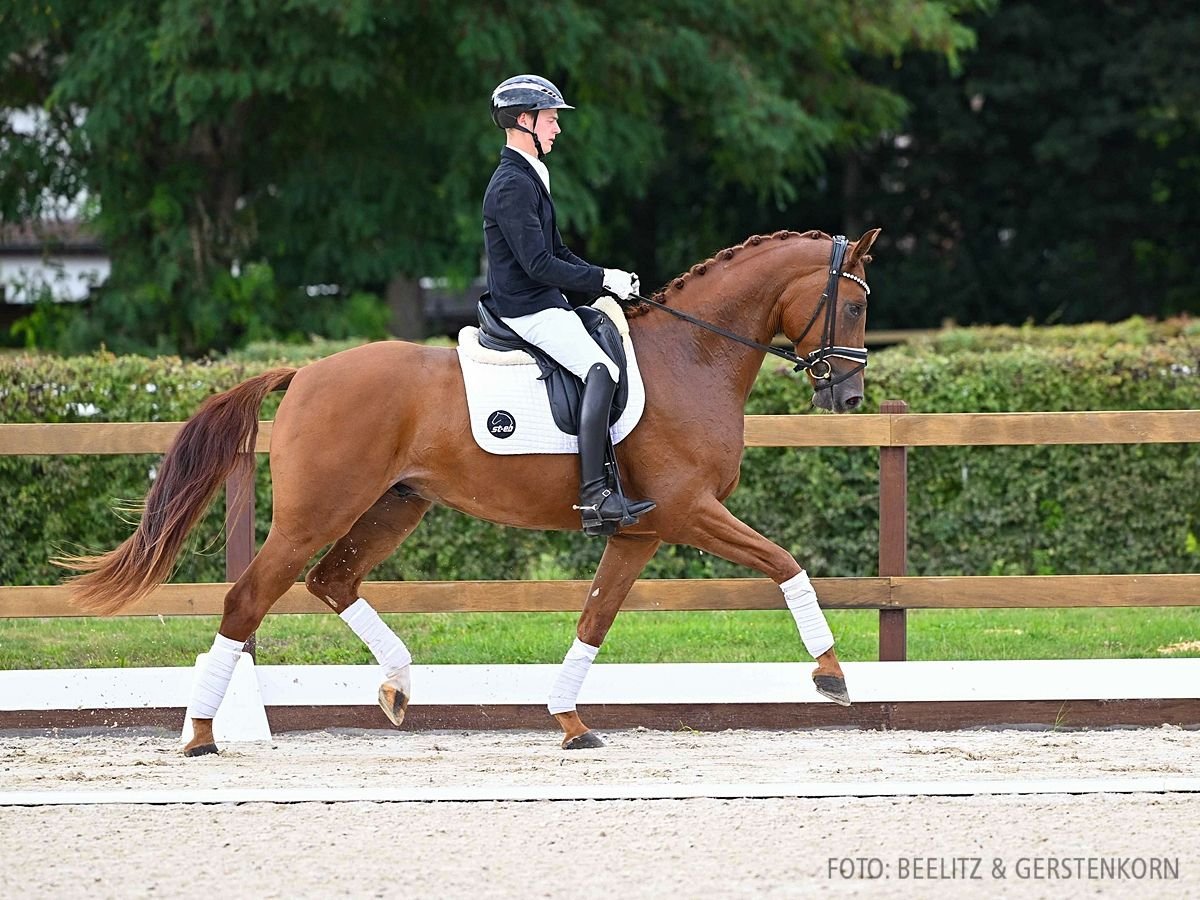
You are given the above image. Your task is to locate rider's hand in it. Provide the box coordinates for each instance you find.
[603,268,636,301]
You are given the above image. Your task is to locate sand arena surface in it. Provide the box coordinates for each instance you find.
[1,726,1198,898]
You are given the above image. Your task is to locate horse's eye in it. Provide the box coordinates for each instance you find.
[846,304,864,319]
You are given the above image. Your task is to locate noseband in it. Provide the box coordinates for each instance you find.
[627,235,869,386]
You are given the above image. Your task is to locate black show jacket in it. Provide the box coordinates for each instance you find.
[481,147,605,318]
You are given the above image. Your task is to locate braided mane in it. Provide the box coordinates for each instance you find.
[624,229,832,318]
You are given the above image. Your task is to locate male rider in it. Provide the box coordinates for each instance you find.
[482,74,654,535]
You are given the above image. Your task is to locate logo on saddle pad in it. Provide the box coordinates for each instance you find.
[487,410,516,438]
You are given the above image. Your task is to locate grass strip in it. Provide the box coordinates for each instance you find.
[1,607,1198,669]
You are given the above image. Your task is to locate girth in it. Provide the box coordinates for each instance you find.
[476,300,630,435]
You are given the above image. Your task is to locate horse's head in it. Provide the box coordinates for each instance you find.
[779,228,880,413]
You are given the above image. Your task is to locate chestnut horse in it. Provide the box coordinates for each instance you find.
[59,227,879,754]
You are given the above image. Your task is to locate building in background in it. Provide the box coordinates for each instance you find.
[0,220,109,335]
[0,219,488,341]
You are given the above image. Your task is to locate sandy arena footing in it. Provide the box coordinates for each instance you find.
[1,726,1198,898]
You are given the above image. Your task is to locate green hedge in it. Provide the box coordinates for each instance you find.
[862,318,1200,576]
[2,318,1198,587]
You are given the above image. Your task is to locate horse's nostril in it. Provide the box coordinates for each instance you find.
[844,395,862,409]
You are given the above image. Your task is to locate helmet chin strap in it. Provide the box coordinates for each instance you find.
[514,109,545,160]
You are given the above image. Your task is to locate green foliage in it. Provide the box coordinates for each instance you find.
[1,0,984,356]
[908,316,1200,355]
[222,337,394,366]
[550,0,990,282]
[0,351,277,584]
[1,320,1197,592]
[8,290,76,350]
[6,1,1197,354]
[865,322,1200,576]
[852,1,1200,328]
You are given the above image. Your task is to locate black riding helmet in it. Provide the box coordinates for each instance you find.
[491,75,574,160]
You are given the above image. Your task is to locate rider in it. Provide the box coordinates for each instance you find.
[482,74,655,535]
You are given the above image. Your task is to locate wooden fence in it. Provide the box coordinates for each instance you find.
[2,404,1199,663]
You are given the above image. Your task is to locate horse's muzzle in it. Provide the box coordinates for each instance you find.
[811,377,864,413]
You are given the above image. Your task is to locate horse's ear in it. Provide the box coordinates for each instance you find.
[848,228,881,266]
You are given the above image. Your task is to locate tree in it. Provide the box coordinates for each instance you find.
[849,0,1200,328]
[1,0,984,355]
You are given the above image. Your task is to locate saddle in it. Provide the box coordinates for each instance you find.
[475,300,630,435]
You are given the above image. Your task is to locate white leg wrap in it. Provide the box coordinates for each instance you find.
[185,633,245,720]
[340,597,412,679]
[547,638,599,715]
[782,570,835,658]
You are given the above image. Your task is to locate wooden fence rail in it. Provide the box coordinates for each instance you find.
[3,406,1199,662]
[5,409,1200,454]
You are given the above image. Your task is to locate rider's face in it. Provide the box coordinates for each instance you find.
[520,110,561,154]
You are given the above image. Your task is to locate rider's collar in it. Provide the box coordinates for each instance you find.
[509,145,550,194]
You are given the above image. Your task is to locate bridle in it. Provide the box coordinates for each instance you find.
[626,235,869,388]
[787,235,870,385]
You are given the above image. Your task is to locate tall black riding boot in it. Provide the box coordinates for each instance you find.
[575,363,656,536]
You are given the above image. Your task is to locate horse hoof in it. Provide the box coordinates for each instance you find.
[183,743,219,758]
[562,730,606,750]
[378,680,410,727]
[812,673,852,706]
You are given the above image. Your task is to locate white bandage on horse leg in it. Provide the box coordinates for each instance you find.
[340,597,412,679]
[781,570,835,658]
[185,633,245,720]
[547,637,600,715]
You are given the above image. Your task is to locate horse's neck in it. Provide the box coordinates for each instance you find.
[637,243,821,402]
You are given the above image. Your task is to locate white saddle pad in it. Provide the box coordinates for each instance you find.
[456,298,646,455]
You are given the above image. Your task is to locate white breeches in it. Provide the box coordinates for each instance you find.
[501,305,619,382]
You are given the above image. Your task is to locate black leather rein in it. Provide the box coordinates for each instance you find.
[624,235,869,387]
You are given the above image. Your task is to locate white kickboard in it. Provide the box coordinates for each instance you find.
[180,651,271,744]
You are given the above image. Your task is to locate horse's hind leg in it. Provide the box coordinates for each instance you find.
[551,533,661,750]
[665,498,850,706]
[184,528,330,756]
[305,489,433,727]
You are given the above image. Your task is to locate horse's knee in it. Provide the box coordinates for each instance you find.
[220,587,268,641]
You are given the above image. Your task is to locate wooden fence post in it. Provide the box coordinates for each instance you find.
[878,399,908,660]
[225,455,257,659]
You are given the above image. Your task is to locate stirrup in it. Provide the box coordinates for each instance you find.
[574,489,654,536]
[575,440,655,536]
[573,491,619,536]
[580,514,619,537]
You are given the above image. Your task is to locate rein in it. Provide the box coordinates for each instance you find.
[627,235,869,387]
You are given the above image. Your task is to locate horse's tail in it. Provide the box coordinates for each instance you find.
[53,368,298,615]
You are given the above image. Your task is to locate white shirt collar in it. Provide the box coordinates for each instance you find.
[510,145,550,194]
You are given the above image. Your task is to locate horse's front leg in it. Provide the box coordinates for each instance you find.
[667,500,850,706]
[551,533,661,750]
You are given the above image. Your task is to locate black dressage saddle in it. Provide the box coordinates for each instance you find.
[475,301,631,435]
